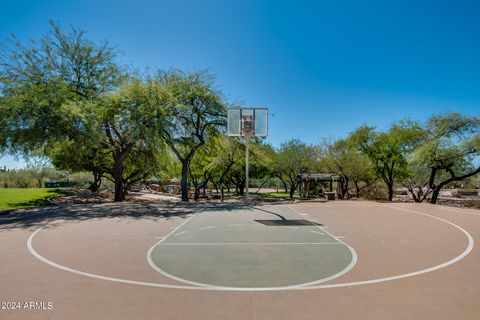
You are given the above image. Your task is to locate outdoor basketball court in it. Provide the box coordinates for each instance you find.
[1,201,479,319]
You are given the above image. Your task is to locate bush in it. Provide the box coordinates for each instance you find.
[361,183,388,200]
[0,170,36,188]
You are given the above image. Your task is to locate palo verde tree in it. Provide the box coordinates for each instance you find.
[158,70,227,202]
[414,113,480,204]
[351,121,424,201]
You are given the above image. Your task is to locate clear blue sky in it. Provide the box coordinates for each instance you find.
[1,0,479,169]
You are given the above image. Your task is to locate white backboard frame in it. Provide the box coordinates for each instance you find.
[227,108,268,137]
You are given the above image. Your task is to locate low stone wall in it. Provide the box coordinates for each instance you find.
[437,198,480,209]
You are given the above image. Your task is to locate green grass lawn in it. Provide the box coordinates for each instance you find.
[0,188,68,211]
[254,191,300,199]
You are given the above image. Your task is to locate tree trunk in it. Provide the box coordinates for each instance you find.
[430,187,441,204]
[255,179,268,194]
[337,175,349,200]
[289,186,296,198]
[180,160,189,202]
[89,172,102,192]
[220,187,224,202]
[113,156,125,201]
[387,182,394,201]
[238,183,245,196]
[429,166,480,204]
[353,179,360,198]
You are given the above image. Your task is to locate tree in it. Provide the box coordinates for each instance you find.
[349,154,376,198]
[0,21,123,192]
[25,158,57,188]
[320,139,376,199]
[158,70,227,201]
[207,136,244,202]
[49,138,111,192]
[414,113,480,204]
[188,136,218,201]
[403,157,434,202]
[95,79,165,201]
[351,122,424,201]
[274,139,316,198]
[0,21,121,155]
[226,139,273,196]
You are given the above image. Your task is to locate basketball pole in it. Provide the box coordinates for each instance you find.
[245,133,250,205]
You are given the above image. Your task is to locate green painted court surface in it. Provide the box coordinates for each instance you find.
[149,205,354,288]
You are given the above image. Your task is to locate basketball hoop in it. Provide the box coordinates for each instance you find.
[227,108,269,205]
[241,114,254,141]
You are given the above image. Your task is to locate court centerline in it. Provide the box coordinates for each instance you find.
[158,242,342,245]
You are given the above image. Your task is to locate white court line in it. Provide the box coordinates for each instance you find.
[310,230,325,235]
[336,236,346,239]
[302,205,475,289]
[27,204,475,291]
[157,242,342,246]
[426,204,480,217]
[288,205,358,286]
[146,212,200,285]
[199,226,215,230]
[298,204,379,208]
[174,231,189,237]
[146,204,356,290]
[28,224,205,291]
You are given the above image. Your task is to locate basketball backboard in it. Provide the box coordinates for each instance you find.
[227,108,268,137]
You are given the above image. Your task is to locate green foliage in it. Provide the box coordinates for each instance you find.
[411,112,480,203]
[156,70,227,201]
[158,70,227,158]
[350,121,424,200]
[0,21,122,155]
[0,165,60,188]
[273,139,317,198]
[319,138,376,198]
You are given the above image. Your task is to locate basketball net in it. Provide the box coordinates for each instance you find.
[243,128,253,141]
[241,116,254,141]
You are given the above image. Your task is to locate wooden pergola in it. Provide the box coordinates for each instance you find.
[298,173,340,199]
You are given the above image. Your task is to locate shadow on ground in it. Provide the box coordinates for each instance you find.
[0,202,195,231]
[255,219,323,226]
[0,201,290,231]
